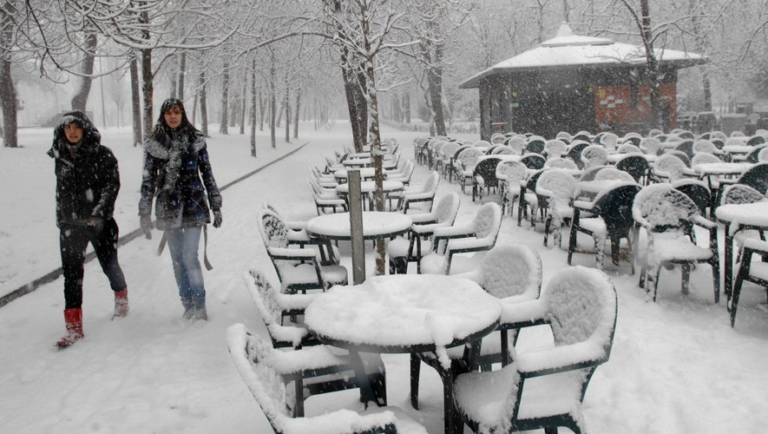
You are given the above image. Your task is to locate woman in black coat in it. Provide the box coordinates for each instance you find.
[139,98,222,321]
[47,110,128,349]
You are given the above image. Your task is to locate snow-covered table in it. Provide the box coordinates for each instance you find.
[304,274,501,434]
[716,201,768,301]
[334,168,386,183]
[335,181,404,211]
[306,212,412,241]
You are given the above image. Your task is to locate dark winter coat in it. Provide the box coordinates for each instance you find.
[47,111,120,229]
[139,130,222,230]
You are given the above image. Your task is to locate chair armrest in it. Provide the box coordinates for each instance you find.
[499,299,548,329]
[268,323,310,349]
[410,213,438,225]
[433,224,474,238]
[692,215,717,230]
[573,200,596,211]
[742,237,768,252]
[446,237,491,253]
[268,247,317,261]
[516,340,608,378]
[286,221,306,231]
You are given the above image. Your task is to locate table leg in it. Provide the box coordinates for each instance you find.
[724,224,733,301]
[349,351,386,408]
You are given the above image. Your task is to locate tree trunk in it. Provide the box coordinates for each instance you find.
[284,77,290,143]
[199,69,209,137]
[178,52,186,101]
[141,48,153,142]
[250,57,257,157]
[169,55,177,99]
[240,72,247,134]
[269,53,277,148]
[220,62,229,134]
[0,1,18,148]
[404,90,411,123]
[293,86,301,139]
[427,34,447,136]
[71,33,98,112]
[639,0,661,130]
[258,87,264,131]
[129,51,142,146]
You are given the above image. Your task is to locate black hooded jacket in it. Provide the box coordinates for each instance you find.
[47,110,120,228]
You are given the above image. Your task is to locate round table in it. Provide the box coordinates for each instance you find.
[334,168,379,183]
[306,211,412,241]
[335,181,404,211]
[716,201,768,301]
[304,274,501,434]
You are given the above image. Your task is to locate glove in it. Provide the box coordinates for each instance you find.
[213,210,223,228]
[140,215,153,239]
[86,217,104,232]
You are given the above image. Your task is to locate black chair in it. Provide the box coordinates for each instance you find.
[519,153,546,170]
[714,162,768,209]
[634,184,720,302]
[523,139,545,155]
[747,135,767,147]
[566,141,590,169]
[567,183,642,272]
[673,179,711,220]
[615,154,650,185]
[518,169,546,227]
[472,157,503,202]
[731,238,768,327]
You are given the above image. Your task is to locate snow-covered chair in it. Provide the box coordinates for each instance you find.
[535,169,577,247]
[262,203,339,266]
[543,139,567,160]
[566,141,590,169]
[615,154,650,185]
[258,210,348,294]
[307,180,347,215]
[227,323,429,432]
[651,153,688,182]
[410,244,543,410]
[490,132,507,145]
[640,137,663,155]
[616,143,642,154]
[472,156,504,202]
[385,159,415,186]
[393,170,440,213]
[544,157,579,171]
[504,136,526,155]
[456,148,485,194]
[419,202,503,275]
[523,138,545,155]
[452,266,617,434]
[580,144,608,169]
[496,160,528,217]
[567,183,641,272]
[387,192,461,274]
[633,184,720,302]
[714,162,768,211]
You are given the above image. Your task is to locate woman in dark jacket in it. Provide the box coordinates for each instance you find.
[48,110,128,349]
[139,98,222,321]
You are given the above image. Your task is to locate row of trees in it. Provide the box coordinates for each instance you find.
[2,1,768,150]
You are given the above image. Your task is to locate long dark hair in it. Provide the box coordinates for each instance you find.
[151,98,199,144]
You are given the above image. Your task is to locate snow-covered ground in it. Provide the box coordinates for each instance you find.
[1,121,768,433]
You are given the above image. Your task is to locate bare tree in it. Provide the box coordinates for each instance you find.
[0,0,18,147]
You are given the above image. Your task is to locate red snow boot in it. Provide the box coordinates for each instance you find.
[56,308,84,349]
[113,288,129,319]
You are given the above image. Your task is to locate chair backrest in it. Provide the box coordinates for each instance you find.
[592,183,642,236]
[555,131,573,143]
[711,138,725,149]
[566,141,590,169]
[581,145,608,169]
[523,139,546,155]
[665,150,691,167]
[672,179,711,216]
[593,167,636,183]
[725,137,745,148]
[616,143,642,154]
[722,184,765,206]
[490,133,506,145]
[544,266,617,357]
[227,323,296,434]
[505,136,527,154]
[519,153,546,170]
[640,137,663,155]
[691,152,722,167]
[473,140,492,148]
[572,132,592,143]
[473,156,503,180]
[747,135,767,147]
[544,140,568,159]
[433,192,461,225]
[654,153,687,181]
[242,269,282,331]
[496,160,528,185]
[744,144,768,163]
[452,145,472,161]
[471,202,503,241]
[632,184,700,232]
[421,171,440,194]
[731,131,746,137]
[693,140,719,155]
[439,142,460,161]
[599,132,619,150]
[736,162,768,195]
[477,244,542,300]
[259,210,290,249]
[493,146,516,156]
[578,165,608,182]
[545,157,579,170]
[536,169,577,203]
[758,146,768,163]
[622,135,641,147]
[457,148,484,171]
[615,155,650,183]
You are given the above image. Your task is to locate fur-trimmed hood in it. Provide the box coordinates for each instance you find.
[47,110,102,161]
[144,130,206,160]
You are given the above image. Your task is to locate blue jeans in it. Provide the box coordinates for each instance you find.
[166,227,205,309]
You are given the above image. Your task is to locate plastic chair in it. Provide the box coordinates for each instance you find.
[633,184,720,302]
[227,323,428,433]
[419,202,503,275]
[393,171,440,213]
[496,160,528,216]
[567,183,641,272]
[615,154,650,184]
[535,169,577,247]
[410,244,543,409]
[581,145,608,169]
[452,266,617,434]
[472,156,504,202]
[387,192,461,274]
[731,238,768,327]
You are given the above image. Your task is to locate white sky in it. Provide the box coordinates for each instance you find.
[1,122,767,433]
